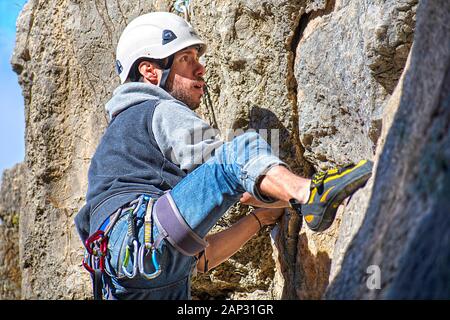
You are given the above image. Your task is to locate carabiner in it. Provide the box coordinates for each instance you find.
[121,195,143,279]
[174,0,191,22]
[84,230,106,255]
[82,230,108,273]
[137,196,161,280]
[82,250,95,274]
[138,244,161,280]
[122,239,139,278]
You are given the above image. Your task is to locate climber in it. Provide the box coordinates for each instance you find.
[74,11,373,300]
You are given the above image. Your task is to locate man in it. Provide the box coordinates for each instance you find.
[75,12,373,300]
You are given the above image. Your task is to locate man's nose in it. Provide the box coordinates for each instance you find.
[194,61,206,78]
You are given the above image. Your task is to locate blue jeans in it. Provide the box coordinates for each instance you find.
[103,132,286,299]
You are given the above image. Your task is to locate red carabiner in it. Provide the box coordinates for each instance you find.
[82,230,109,273]
[82,255,95,273]
[84,230,105,255]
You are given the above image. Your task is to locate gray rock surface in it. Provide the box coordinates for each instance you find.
[0,163,26,299]
[326,0,450,299]
[295,0,417,168]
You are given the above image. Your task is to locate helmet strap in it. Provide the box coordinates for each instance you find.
[159,55,175,90]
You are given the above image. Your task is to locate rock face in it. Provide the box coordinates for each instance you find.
[11,0,177,300]
[3,0,448,299]
[0,163,26,299]
[326,0,450,299]
[191,0,416,299]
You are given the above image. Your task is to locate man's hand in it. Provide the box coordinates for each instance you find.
[239,192,289,208]
[253,207,286,226]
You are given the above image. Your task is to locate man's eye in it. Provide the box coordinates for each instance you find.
[181,56,188,62]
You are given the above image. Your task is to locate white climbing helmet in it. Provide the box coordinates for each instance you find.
[115,11,207,85]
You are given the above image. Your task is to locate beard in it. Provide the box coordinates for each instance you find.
[169,86,201,110]
[166,77,203,110]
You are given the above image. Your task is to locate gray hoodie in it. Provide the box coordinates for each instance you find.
[106,82,223,172]
[75,82,223,240]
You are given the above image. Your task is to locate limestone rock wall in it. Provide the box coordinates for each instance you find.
[11,0,175,299]
[191,0,418,299]
[0,163,26,299]
[326,0,450,299]
[3,0,448,299]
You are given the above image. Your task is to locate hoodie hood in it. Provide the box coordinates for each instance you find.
[105,82,175,120]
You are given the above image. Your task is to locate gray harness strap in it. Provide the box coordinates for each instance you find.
[153,192,208,256]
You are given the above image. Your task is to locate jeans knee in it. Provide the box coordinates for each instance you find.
[234,131,272,155]
[234,131,260,146]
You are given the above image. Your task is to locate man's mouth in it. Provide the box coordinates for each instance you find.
[193,82,205,94]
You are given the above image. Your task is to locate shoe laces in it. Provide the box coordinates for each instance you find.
[311,171,328,192]
[310,163,353,191]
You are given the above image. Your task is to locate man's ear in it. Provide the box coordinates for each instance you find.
[138,60,160,85]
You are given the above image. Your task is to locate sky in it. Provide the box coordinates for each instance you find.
[0,0,28,177]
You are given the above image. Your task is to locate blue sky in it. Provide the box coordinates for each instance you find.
[0,0,28,177]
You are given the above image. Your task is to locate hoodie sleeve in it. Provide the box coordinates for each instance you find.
[152,100,223,173]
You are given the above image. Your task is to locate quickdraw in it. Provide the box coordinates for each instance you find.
[121,196,144,278]
[138,197,162,280]
[119,195,162,280]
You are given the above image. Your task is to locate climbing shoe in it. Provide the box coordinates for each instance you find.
[289,160,374,232]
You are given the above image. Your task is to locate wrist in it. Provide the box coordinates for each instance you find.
[253,208,285,226]
[250,211,263,230]
[253,210,272,227]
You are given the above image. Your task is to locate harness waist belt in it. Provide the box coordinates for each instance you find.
[153,192,208,256]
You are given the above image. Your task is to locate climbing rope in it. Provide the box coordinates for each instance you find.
[203,83,219,129]
[174,0,219,130]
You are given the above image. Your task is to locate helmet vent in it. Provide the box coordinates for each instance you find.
[115,60,123,74]
[162,30,177,45]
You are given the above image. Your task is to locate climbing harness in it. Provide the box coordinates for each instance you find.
[174,0,191,22]
[82,195,156,299]
[153,192,209,257]
[82,191,210,299]
[138,197,162,279]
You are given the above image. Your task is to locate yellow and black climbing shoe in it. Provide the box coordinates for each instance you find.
[289,160,374,232]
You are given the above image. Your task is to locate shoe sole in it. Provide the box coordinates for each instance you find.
[308,166,372,232]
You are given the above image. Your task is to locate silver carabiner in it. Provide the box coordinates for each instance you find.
[138,244,162,280]
[137,196,161,280]
[122,239,139,278]
[121,195,144,278]
[174,0,190,22]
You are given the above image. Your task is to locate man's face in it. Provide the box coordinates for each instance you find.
[165,47,206,110]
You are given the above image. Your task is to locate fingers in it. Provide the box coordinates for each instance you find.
[239,192,253,204]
